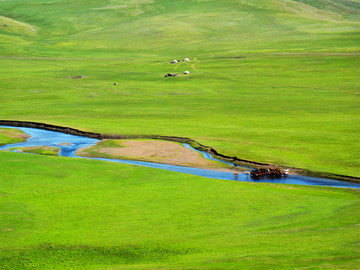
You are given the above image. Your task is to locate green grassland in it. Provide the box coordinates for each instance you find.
[0,152,359,269]
[0,0,360,57]
[1,54,359,176]
[1,1,360,269]
[0,0,359,177]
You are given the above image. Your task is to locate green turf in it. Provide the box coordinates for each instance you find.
[0,152,359,269]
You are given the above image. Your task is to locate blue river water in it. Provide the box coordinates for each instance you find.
[1,125,359,189]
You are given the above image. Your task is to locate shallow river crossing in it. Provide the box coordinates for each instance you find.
[1,125,359,189]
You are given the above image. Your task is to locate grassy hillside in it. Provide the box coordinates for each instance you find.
[0,0,359,57]
[0,1,359,177]
[0,152,359,269]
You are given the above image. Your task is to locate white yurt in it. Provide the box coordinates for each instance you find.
[184,71,190,74]
[183,58,190,61]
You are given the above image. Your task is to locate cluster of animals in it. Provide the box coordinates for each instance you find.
[164,58,191,77]
[164,73,179,77]
[249,168,289,179]
[170,58,190,64]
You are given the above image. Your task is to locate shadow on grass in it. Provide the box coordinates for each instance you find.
[0,243,200,269]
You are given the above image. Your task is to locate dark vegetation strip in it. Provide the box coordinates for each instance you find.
[1,120,359,183]
[0,243,199,268]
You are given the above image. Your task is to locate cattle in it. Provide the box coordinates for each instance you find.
[164,73,179,77]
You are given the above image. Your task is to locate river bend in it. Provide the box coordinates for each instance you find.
[1,125,359,189]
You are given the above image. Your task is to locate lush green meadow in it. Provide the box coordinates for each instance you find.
[0,152,359,269]
[1,0,360,176]
[1,0,360,269]
[1,53,359,176]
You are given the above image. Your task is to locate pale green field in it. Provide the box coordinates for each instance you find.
[1,0,359,57]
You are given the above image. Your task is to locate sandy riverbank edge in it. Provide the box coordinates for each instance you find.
[1,120,359,183]
[0,126,30,143]
[76,140,239,173]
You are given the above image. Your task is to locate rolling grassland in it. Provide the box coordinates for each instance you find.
[0,0,359,269]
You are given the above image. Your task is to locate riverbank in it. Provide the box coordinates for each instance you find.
[0,126,29,146]
[1,120,359,183]
[77,139,238,172]
[8,146,60,156]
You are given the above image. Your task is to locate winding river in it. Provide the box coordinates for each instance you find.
[1,125,360,189]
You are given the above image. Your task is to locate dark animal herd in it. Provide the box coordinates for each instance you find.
[250,168,288,179]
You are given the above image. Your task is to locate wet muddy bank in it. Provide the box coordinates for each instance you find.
[1,120,358,184]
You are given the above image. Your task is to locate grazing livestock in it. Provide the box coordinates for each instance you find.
[170,60,179,64]
[184,71,190,74]
[183,58,190,61]
[250,167,286,179]
[164,73,179,77]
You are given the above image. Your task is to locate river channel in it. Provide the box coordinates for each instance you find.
[1,125,359,189]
